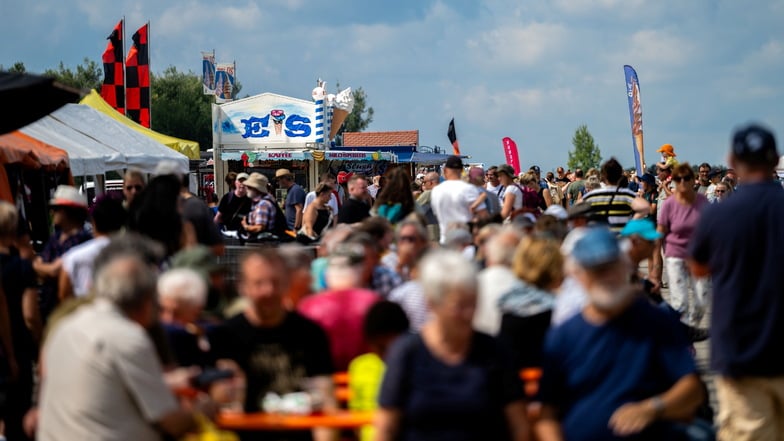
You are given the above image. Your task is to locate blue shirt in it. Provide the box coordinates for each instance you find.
[538,297,696,440]
[284,184,306,230]
[378,332,524,441]
[689,181,784,377]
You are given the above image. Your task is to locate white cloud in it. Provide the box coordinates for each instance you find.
[466,22,569,68]
[156,1,263,37]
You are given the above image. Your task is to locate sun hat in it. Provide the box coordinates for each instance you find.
[50,185,87,210]
[620,218,662,241]
[274,168,293,179]
[657,144,676,157]
[243,173,269,193]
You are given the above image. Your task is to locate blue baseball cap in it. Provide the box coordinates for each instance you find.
[572,226,621,269]
[620,219,662,241]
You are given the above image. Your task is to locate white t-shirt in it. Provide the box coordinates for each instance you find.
[430,179,481,244]
[304,191,340,216]
[486,182,500,193]
[498,184,524,213]
[61,236,111,297]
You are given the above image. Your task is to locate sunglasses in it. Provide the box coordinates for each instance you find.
[125,185,143,191]
[672,176,693,183]
[715,189,726,193]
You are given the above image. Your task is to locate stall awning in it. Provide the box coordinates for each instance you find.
[20,104,189,176]
[80,89,201,160]
[0,131,70,171]
[220,149,396,162]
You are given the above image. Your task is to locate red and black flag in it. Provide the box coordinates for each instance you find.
[126,23,150,127]
[100,19,124,114]
[447,118,461,156]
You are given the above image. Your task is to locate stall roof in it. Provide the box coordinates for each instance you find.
[20,104,189,176]
[80,90,201,159]
[0,131,70,171]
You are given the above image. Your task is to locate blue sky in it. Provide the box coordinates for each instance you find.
[2,0,783,172]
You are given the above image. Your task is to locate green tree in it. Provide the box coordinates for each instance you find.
[334,86,374,145]
[2,61,27,73]
[567,125,602,171]
[42,58,103,91]
[151,66,214,151]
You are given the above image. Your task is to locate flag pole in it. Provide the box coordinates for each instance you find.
[147,20,151,128]
[122,16,127,115]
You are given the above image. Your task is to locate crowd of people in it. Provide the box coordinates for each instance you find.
[0,123,782,441]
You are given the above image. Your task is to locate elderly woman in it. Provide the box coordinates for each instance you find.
[375,250,530,441]
[498,235,563,369]
[657,163,709,327]
[157,267,212,368]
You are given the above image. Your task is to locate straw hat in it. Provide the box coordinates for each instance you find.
[50,185,87,209]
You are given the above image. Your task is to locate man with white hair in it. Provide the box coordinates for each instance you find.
[535,227,704,440]
[38,236,213,441]
[474,227,524,335]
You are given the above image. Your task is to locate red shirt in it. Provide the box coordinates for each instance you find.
[297,289,380,371]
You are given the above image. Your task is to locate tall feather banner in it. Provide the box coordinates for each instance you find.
[624,65,645,176]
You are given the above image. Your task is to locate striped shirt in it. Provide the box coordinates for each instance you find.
[582,185,637,233]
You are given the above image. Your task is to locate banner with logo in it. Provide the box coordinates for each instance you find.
[202,51,216,94]
[215,63,235,103]
[624,65,645,176]
[502,137,521,175]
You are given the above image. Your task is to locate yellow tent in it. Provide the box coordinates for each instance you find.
[80,89,200,160]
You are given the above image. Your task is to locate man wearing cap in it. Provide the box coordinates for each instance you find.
[431,156,487,244]
[275,169,305,231]
[214,172,251,231]
[705,168,723,202]
[535,227,704,440]
[689,124,784,440]
[34,185,93,320]
[241,173,278,235]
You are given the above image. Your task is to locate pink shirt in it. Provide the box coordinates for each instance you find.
[297,289,380,371]
[659,193,708,258]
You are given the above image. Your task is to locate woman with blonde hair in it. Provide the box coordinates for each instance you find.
[497,235,563,369]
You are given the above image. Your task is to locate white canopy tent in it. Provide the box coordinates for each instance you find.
[20,104,189,176]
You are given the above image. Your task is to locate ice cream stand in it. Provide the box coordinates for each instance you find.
[212,86,395,198]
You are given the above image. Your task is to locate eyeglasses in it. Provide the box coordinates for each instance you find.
[398,235,421,243]
[125,185,143,191]
[672,176,693,183]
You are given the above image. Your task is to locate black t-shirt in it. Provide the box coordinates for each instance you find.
[217,191,251,231]
[378,332,524,441]
[210,311,334,412]
[182,195,223,246]
[689,181,784,377]
[337,197,370,224]
[0,252,38,362]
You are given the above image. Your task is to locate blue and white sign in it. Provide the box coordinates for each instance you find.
[213,93,319,147]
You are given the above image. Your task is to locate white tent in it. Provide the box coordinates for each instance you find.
[20,104,189,176]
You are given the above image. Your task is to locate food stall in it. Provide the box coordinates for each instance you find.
[212,89,394,197]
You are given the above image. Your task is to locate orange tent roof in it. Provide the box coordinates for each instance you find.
[0,131,71,202]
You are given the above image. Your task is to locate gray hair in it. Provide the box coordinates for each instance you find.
[485,227,523,266]
[93,254,158,312]
[419,250,478,304]
[157,268,207,307]
[395,218,428,241]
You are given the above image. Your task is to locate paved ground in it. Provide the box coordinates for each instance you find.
[655,266,718,422]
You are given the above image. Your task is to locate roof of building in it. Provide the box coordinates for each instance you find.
[342,130,419,147]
